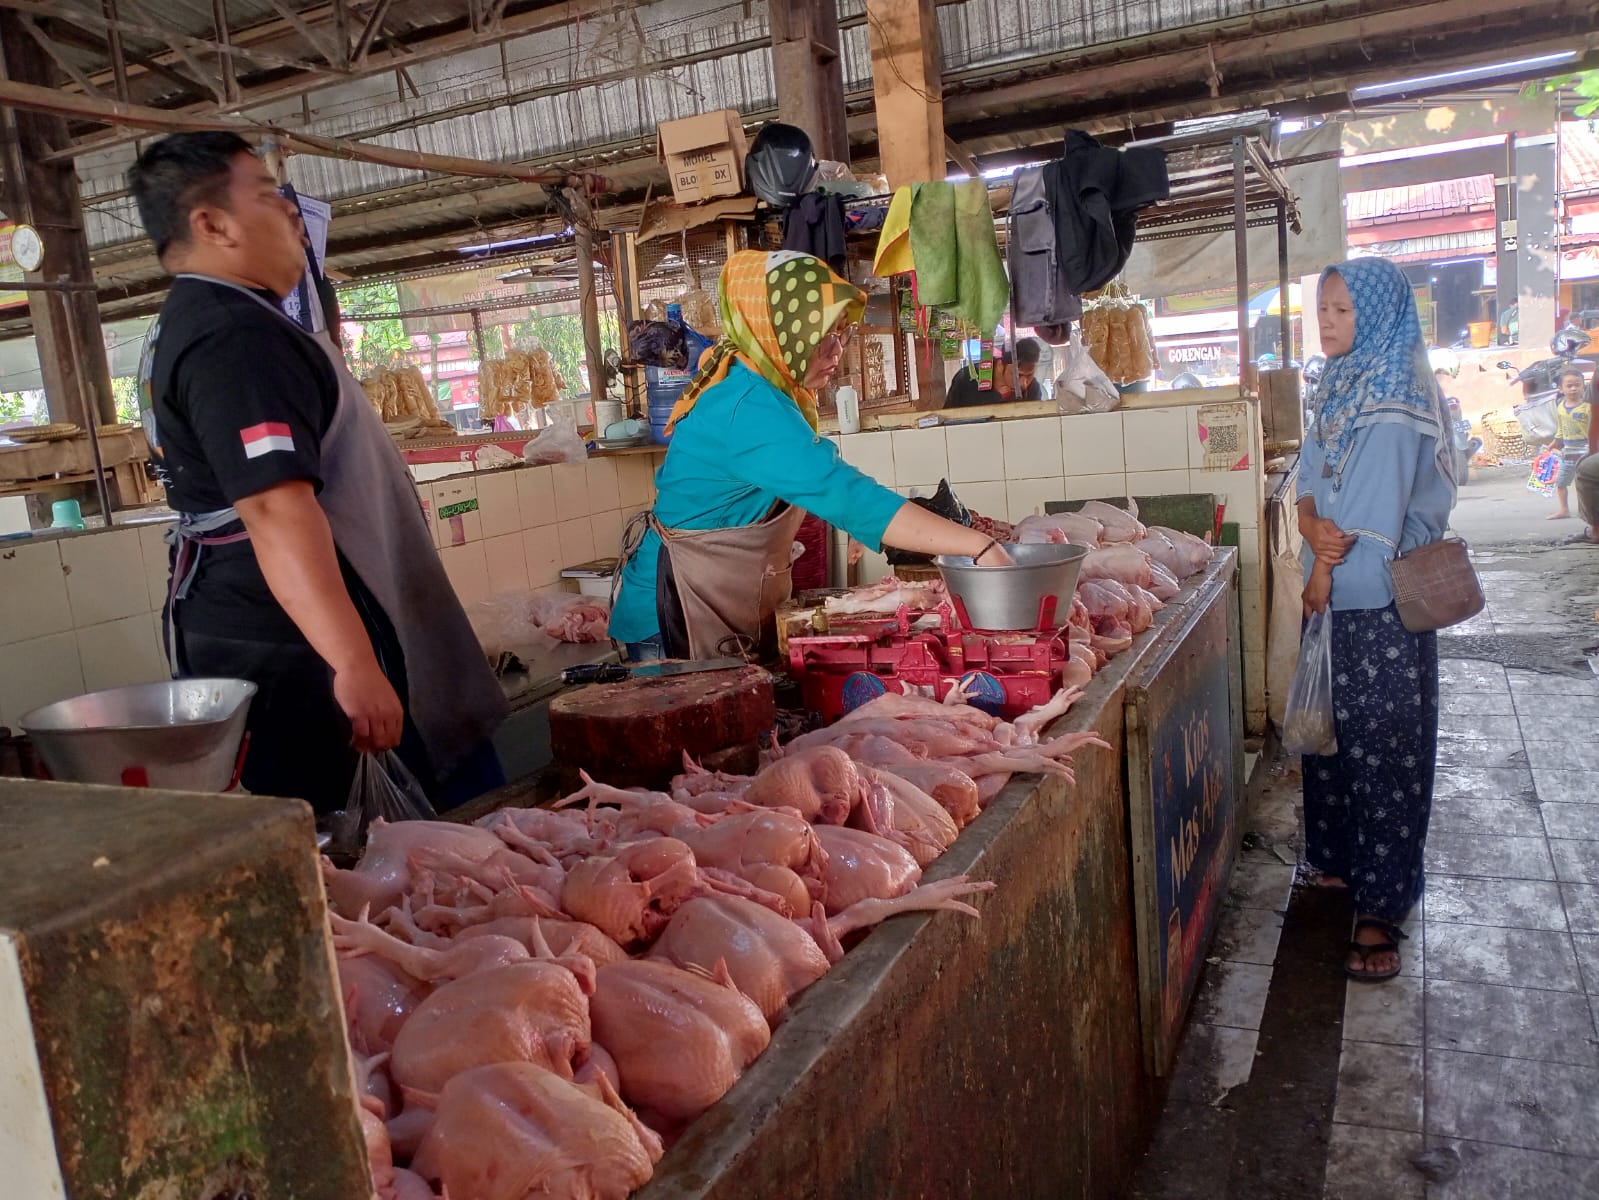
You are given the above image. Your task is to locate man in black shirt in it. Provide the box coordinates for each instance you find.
[130,133,504,811]
[945,337,1045,408]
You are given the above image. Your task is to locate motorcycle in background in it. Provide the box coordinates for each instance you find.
[1498,325,1594,450]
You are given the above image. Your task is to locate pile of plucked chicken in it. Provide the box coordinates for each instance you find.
[323,687,1108,1200]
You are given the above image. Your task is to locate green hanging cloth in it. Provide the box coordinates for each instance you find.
[906,179,1009,335]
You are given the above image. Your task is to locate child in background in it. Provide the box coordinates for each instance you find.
[1548,366,1592,519]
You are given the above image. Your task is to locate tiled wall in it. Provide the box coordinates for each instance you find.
[420,453,661,609]
[0,453,663,728]
[0,522,172,728]
[834,403,1271,735]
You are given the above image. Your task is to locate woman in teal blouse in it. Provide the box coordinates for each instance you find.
[610,250,1006,659]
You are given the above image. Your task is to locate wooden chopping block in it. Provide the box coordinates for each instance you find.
[0,779,371,1200]
[549,665,775,788]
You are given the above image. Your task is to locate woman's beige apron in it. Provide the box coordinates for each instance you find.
[632,502,806,660]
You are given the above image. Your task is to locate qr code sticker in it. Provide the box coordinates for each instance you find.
[1206,424,1241,457]
[1199,403,1251,471]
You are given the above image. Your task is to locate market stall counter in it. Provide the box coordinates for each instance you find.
[463,550,1243,1199]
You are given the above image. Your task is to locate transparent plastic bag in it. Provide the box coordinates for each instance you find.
[1282,609,1337,756]
[328,751,437,852]
[522,413,588,464]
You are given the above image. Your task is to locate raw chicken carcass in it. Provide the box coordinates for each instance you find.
[1079,544,1154,590]
[1075,499,1146,543]
[322,819,517,917]
[389,1168,435,1200]
[590,959,771,1124]
[1147,560,1182,601]
[1062,641,1096,688]
[331,905,535,985]
[413,1062,661,1200]
[390,958,595,1093]
[454,915,630,968]
[744,745,864,824]
[811,824,922,913]
[560,837,702,946]
[876,760,981,828]
[837,689,1001,732]
[677,806,828,915]
[823,576,948,618]
[338,952,428,1056]
[1150,525,1214,578]
[648,895,831,1025]
[1012,512,1102,547]
[855,766,960,863]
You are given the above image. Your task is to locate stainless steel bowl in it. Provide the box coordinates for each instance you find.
[933,542,1089,630]
[20,678,257,792]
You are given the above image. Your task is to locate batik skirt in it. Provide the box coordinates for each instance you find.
[1302,603,1440,923]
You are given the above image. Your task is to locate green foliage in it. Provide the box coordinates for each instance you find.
[110,376,141,423]
[1540,71,1599,118]
[335,280,414,379]
[0,390,35,422]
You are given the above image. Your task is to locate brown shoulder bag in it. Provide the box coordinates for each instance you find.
[1387,536,1484,633]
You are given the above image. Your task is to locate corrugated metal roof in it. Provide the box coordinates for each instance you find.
[1350,229,1495,263]
[1346,175,1496,223]
[78,0,1313,254]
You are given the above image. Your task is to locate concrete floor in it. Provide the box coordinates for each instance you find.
[1132,465,1599,1200]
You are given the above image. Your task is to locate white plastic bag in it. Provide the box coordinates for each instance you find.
[1055,337,1121,415]
[1514,394,1558,443]
[522,413,589,465]
[1282,609,1337,756]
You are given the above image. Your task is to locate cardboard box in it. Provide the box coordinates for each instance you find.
[657,109,748,204]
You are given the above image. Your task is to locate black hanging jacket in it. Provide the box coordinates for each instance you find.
[1043,130,1170,295]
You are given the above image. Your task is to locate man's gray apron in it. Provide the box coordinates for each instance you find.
[165,274,507,776]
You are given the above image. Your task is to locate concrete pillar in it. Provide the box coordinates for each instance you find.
[1513,131,1559,351]
[1494,174,1519,337]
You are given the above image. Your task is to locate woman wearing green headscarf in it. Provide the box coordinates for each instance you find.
[610,250,1008,661]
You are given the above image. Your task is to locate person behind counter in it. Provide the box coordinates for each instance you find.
[128,132,507,812]
[1296,257,1456,983]
[946,337,1045,408]
[609,250,1012,661]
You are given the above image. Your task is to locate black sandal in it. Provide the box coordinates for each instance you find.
[1344,917,1407,983]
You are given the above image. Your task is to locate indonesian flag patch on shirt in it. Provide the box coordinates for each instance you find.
[240,421,295,459]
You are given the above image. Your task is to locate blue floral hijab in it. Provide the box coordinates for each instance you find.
[1314,257,1455,495]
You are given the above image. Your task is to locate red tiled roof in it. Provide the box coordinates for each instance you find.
[1563,122,1599,195]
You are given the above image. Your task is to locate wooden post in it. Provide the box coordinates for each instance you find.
[0,11,115,426]
[770,0,849,163]
[864,0,948,411]
[609,229,646,420]
[566,187,607,424]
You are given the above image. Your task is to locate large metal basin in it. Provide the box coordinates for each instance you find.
[20,678,256,792]
[934,542,1088,630]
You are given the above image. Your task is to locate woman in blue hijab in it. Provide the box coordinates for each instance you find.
[1297,257,1457,982]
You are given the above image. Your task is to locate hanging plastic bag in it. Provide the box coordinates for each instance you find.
[522,413,589,464]
[886,479,970,565]
[1514,393,1558,442]
[1055,337,1121,415]
[327,751,437,852]
[1281,609,1338,756]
